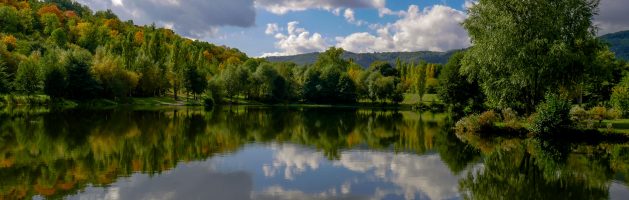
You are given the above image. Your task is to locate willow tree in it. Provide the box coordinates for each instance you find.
[461,0,601,112]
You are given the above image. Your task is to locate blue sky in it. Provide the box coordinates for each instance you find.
[78,0,629,57]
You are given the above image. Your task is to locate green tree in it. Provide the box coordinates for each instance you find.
[44,68,67,99]
[0,61,12,93]
[40,13,61,35]
[461,0,600,112]
[49,28,68,47]
[611,76,629,117]
[221,65,249,99]
[370,61,399,77]
[0,6,20,33]
[437,52,484,113]
[15,54,43,95]
[417,63,427,101]
[337,74,357,103]
[66,51,102,100]
[185,66,207,99]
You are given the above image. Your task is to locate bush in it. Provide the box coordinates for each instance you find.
[530,94,572,135]
[589,106,607,123]
[611,76,629,117]
[569,105,587,122]
[502,108,520,129]
[455,110,498,136]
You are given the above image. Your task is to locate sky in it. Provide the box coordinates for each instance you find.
[76,0,629,57]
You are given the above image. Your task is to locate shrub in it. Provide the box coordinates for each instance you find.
[607,108,622,120]
[502,108,520,129]
[589,106,608,123]
[611,76,629,117]
[569,105,587,122]
[455,110,498,136]
[530,94,572,135]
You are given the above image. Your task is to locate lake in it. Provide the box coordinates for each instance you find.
[1,106,628,200]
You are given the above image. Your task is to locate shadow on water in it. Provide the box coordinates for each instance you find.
[0,106,627,199]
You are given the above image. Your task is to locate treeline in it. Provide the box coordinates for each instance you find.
[0,0,243,101]
[0,0,444,105]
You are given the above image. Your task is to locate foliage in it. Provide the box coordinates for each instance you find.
[530,94,573,135]
[66,50,101,100]
[454,110,498,136]
[0,61,11,93]
[462,0,601,111]
[437,52,484,113]
[44,67,66,98]
[611,75,629,116]
[14,53,43,95]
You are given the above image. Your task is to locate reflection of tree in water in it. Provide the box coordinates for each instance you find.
[458,137,618,200]
[0,107,446,199]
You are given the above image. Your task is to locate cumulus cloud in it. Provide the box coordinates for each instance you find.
[595,0,629,35]
[255,0,386,15]
[262,21,329,57]
[337,5,470,53]
[344,8,367,26]
[77,0,256,39]
[265,23,280,35]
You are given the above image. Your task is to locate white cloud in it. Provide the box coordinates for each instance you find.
[77,0,256,39]
[265,23,280,35]
[337,5,470,53]
[262,21,329,57]
[255,0,386,15]
[111,0,123,6]
[344,8,367,26]
[263,144,470,200]
[595,0,629,35]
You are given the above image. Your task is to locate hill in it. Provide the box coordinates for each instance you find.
[601,30,629,60]
[265,50,460,67]
[267,30,629,66]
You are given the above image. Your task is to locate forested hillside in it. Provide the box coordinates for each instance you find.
[0,0,443,105]
[601,30,629,60]
[0,0,249,101]
[266,50,457,67]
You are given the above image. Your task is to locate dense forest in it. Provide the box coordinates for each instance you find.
[0,0,441,106]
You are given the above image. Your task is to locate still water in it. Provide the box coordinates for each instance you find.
[0,106,628,200]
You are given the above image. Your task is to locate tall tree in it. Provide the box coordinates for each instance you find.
[15,53,43,95]
[0,61,11,93]
[417,63,427,101]
[461,0,601,111]
[66,50,101,100]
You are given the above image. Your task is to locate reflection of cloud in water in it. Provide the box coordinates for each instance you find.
[66,162,253,200]
[252,185,365,200]
[266,144,465,200]
[267,144,326,180]
[611,181,629,200]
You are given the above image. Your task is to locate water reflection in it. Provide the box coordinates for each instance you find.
[0,106,627,199]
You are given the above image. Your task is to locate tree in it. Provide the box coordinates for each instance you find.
[15,54,43,95]
[316,47,348,70]
[0,6,21,33]
[417,63,427,101]
[66,50,101,100]
[337,74,357,103]
[438,52,484,113]
[185,66,207,99]
[0,61,12,93]
[370,61,399,77]
[611,76,629,117]
[461,0,600,112]
[221,65,249,99]
[44,68,67,98]
[92,49,139,98]
[49,28,68,46]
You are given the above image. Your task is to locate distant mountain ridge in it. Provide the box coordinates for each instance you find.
[601,30,629,61]
[266,30,629,67]
[265,50,459,68]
